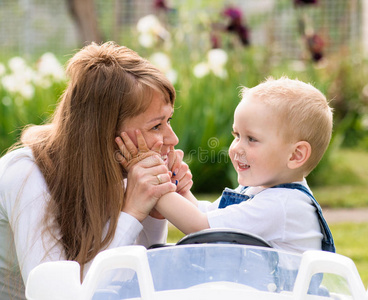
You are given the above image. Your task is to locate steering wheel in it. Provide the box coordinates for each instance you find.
[176,228,272,248]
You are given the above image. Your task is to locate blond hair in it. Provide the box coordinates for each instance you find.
[20,42,175,276]
[241,76,333,175]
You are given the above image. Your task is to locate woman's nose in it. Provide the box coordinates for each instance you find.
[164,126,179,146]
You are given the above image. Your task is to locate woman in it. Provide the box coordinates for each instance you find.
[0,42,191,299]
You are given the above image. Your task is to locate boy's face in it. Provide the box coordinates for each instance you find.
[229,96,297,188]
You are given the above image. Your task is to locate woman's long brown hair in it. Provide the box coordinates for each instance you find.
[20,42,175,276]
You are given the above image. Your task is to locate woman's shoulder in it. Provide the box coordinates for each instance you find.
[0,147,37,183]
[0,147,34,169]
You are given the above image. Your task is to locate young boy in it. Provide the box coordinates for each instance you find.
[117,76,335,254]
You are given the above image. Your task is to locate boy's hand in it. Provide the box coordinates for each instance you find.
[115,130,162,171]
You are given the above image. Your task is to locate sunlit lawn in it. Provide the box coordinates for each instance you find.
[313,149,368,208]
[330,222,368,288]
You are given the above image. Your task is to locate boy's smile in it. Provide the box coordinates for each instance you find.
[229,96,297,188]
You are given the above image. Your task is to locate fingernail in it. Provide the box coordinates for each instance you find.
[173,169,178,176]
[175,180,178,185]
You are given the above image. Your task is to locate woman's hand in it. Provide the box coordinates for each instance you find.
[123,155,176,222]
[115,130,175,221]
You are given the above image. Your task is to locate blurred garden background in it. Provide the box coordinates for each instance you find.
[1,0,368,287]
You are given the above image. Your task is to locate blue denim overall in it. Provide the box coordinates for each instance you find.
[218,183,335,253]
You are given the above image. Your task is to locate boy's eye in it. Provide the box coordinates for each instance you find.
[231,131,239,139]
[248,136,257,142]
[167,117,172,124]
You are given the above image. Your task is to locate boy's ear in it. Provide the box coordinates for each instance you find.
[288,141,311,169]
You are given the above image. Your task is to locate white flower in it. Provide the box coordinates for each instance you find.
[19,83,35,100]
[136,14,170,48]
[37,52,65,81]
[211,67,228,79]
[0,63,6,77]
[150,52,171,73]
[149,52,177,84]
[33,73,52,89]
[165,69,177,85]
[137,15,161,34]
[138,33,155,48]
[8,57,27,73]
[207,49,228,67]
[193,49,228,79]
[289,60,306,72]
[1,69,35,99]
[193,62,210,78]
[2,74,18,93]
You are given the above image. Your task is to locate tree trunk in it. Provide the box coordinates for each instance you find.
[66,0,103,46]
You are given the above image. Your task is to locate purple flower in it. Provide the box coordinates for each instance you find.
[154,0,170,11]
[223,6,250,46]
[306,34,324,61]
[223,7,243,21]
[211,34,221,49]
[294,0,318,6]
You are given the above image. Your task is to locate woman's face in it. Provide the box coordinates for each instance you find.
[120,91,179,164]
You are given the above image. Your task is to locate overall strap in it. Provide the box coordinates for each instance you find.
[272,183,336,253]
[218,187,251,209]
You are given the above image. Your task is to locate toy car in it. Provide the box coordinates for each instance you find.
[26,229,368,300]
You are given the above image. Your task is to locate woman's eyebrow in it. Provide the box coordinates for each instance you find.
[147,110,174,123]
[148,116,165,123]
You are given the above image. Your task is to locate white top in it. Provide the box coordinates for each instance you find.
[198,181,323,254]
[0,147,167,299]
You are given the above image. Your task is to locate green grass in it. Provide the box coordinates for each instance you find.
[313,148,368,208]
[330,222,368,288]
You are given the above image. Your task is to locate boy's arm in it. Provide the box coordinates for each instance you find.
[155,192,210,235]
[179,190,198,206]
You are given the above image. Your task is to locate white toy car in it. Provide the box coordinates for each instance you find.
[26,229,368,300]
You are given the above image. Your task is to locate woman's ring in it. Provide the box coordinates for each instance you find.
[156,174,162,184]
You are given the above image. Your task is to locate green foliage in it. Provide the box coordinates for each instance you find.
[0,83,64,154]
[0,54,66,154]
[1,7,368,194]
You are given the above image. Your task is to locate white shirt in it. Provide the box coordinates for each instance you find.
[198,181,323,254]
[0,147,167,299]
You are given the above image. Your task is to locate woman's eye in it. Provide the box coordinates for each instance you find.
[167,117,172,124]
[152,123,161,131]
